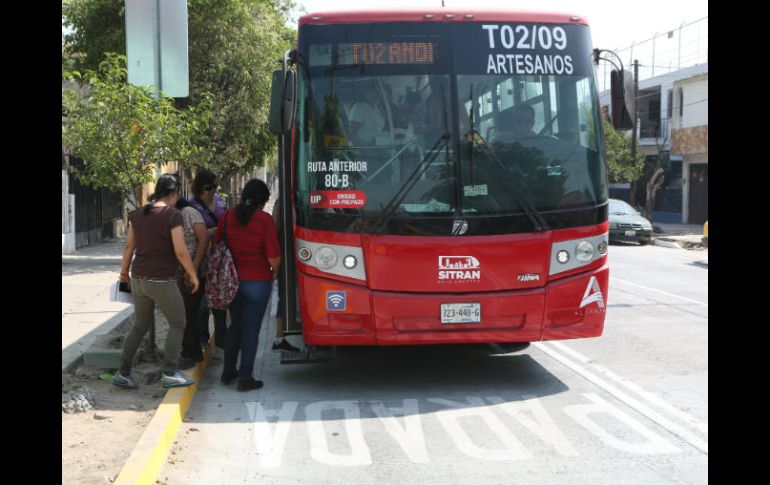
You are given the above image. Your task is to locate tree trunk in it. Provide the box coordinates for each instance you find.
[644,167,666,222]
[629,180,638,209]
[218,171,235,207]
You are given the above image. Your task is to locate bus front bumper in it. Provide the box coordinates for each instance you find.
[297,263,608,346]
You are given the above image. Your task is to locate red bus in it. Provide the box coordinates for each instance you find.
[269,9,628,352]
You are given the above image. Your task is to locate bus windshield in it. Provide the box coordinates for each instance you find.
[294,21,607,235]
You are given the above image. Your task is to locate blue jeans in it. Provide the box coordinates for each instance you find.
[198,278,228,348]
[224,280,272,380]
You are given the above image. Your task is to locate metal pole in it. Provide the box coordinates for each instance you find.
[279,49,299,336]
[153,0,161,99]
[677,22,684,69]
[148,0,161,355]
[631,59,639,161]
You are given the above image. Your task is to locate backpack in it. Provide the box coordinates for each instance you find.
[205,211,239,309]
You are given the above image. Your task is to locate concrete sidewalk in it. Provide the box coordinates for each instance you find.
[652,222,707,250]
[62,237,132,372]
[654,222,704,236]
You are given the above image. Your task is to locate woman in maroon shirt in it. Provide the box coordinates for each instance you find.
[114,174,200,390]
[216,179,280,391]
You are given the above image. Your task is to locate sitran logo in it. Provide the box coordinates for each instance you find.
[438,256,481,281]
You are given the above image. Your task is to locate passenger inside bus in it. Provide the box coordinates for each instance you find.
[489,104,537,144]
[348,88,386,146]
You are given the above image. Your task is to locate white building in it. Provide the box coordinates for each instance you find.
[600,63,708,224]
[671,71,708,224]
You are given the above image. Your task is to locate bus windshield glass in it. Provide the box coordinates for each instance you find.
[294,21,607,234]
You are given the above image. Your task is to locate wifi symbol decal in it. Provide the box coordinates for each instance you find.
[326,291,346,311]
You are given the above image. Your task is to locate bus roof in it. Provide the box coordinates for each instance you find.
[298,8,589,26]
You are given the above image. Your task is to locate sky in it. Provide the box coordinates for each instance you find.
[291,0,708,52]
[64,1,708,55]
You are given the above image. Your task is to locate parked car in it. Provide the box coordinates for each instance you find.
[608,198,653,245]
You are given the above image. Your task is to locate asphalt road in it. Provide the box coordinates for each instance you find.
[161,243,708,484]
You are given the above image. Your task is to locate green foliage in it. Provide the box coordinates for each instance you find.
[62,54,213,208]
[186,0,296,184]
[63,0,298,189]
[602,117,644,183]
[62,0,126,72]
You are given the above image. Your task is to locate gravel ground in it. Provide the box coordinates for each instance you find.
[62,309,176,484]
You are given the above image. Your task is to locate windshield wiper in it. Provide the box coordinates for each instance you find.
[465,108,549,232]
[372,132,451,233]
[363,142,418,183]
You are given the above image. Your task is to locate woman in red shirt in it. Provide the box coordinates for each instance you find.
[216,179,280,391]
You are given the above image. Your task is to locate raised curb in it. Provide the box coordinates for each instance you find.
[113,337,216,485]
[82,316,136,370]
[62,306,134,374]
[653,239,683,249]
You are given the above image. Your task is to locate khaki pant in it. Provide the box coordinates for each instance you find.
[120,277,186,375]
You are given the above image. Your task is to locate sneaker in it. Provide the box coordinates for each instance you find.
[272,338,301,353]
[112,373,138,390]
[178,357,201,370]
[220,370,238,385]
[237,377,264,392]
[161,370,195,388]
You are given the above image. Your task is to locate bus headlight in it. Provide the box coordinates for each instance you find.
[343,255,358,269]
[597,241,608,255]
[556,250,570,264]
[297,246,312,262]
[575,241,595,263]
[314,246,338,270]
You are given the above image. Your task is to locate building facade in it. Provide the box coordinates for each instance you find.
[671,72,708,224]
[600,63,708,224]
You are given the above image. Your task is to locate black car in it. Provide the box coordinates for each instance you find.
[608,199,653,244]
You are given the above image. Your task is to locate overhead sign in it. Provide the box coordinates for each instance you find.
[125,0,189,97]
[452,23,594,77]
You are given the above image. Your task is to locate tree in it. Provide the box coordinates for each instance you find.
[186,0,296,192]
[602,117,644,184]
[643,127,671,222]
[63,0,298,193]
[62,0,126,72]
[62,53,213,215]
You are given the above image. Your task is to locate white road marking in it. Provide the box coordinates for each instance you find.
[238,395,688,470]
[428,397,533,460]
[305,401,372,466]
[247,401,298,468]
[610,277,708,306]
[548,341,708,434]
[533,342,708,454]
[564,393,681,454]
[371,399,431,463]
[485,396,579,456]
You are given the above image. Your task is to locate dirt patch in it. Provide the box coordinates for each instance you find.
[62,310,177,484]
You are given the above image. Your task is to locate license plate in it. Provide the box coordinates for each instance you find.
[625,230,636,237]
[441,303,481,324]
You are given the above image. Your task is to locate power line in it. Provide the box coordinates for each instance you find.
[613,16,708,52]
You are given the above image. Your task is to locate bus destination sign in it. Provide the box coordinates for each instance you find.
[350,42,436,65]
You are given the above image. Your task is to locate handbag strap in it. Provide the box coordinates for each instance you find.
[193,196,219,225]
[222,209,231,250]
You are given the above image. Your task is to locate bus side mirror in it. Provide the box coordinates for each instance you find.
[610,69,635,130]
[269,69,296,134]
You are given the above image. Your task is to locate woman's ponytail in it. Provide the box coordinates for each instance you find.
[142,174,180,215]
